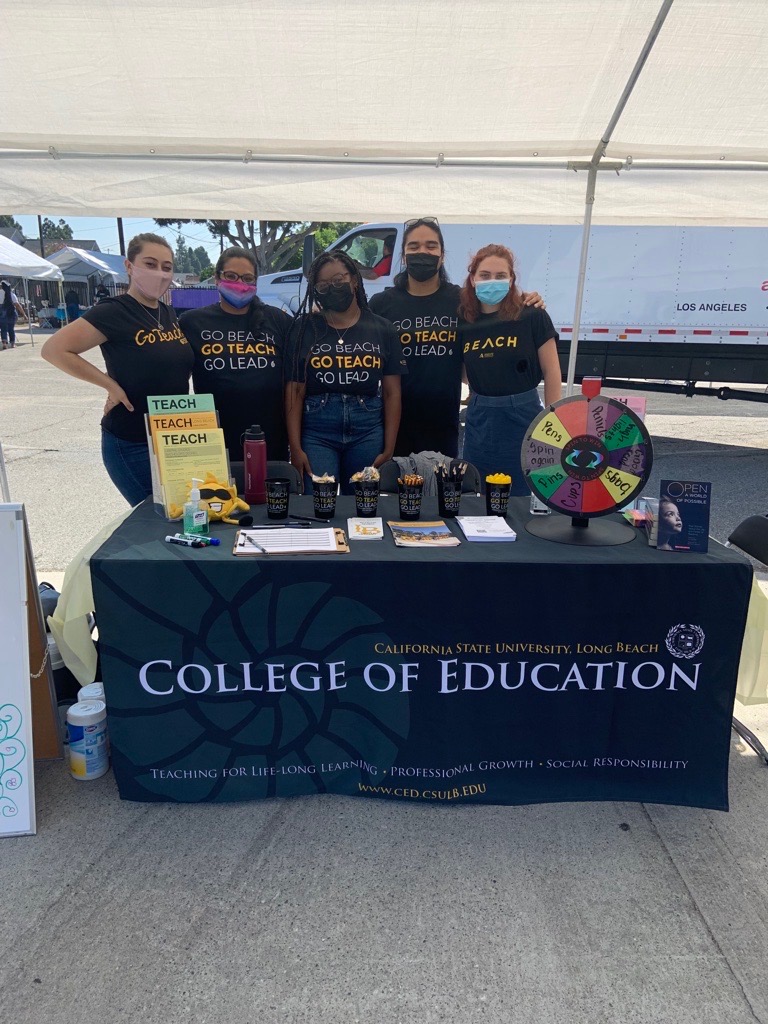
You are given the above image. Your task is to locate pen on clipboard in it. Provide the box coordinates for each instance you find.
[245,534,268,554]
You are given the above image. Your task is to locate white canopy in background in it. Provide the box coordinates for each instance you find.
[47,248,128,284]
[1,0,767,225]
[0,236,63,281]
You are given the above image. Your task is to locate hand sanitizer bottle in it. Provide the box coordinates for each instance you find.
[183,478,209,535]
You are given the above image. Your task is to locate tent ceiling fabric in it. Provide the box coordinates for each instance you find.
[2,0,767,222]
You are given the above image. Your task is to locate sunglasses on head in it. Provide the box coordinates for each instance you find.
[404,216,440,230]
[200,488,232,501]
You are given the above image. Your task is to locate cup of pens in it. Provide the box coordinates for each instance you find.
[485,473,512,517]
[350,466,380,518]
[397,474,424,520]
[436,461,465,518]
[312,473,337,521]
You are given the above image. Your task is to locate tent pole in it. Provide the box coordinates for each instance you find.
[0,442,11,502]
[566,0,673,396]
[565,165,597,396]
[22,278,34,346]
[57,281,67,326]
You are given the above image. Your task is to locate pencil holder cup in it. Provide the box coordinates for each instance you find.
[437,479,461,518]
[353,481,379,518]
[398,482,423,521]
[265,478,290,519]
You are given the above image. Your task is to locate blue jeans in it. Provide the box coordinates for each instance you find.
[463,388,544,497]
[0,312,17,345]
[301,393,384,495]
[101,429,153,506]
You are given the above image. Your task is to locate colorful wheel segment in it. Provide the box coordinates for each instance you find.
[522,396,653,518]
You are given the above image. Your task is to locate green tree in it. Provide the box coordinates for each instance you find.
[277,222,361,271]
[155,219,342,274]
[41,217,73,240]
[0,215,23,232]
[199,265,215,282]
[193,245,213,278]
[174,234,190,271]
[313,222,358,254]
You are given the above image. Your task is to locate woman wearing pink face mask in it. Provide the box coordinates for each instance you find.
[41,233,193,505]
[179,246,292,462]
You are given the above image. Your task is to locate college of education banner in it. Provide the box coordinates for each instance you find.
[90,519,751,810]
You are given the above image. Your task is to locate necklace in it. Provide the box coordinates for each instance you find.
[327,312,360,348]
[128,293,164,331]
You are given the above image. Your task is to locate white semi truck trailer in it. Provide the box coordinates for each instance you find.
[256,222,768,402]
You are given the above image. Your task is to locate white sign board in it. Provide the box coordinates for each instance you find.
[0,504,36,836]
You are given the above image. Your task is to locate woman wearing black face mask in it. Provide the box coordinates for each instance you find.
[369,217,545,458]
[285,252,407,492]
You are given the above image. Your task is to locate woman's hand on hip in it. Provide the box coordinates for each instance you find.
[104,383,134,415]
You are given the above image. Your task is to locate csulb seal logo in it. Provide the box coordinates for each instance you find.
[665,624,705,659]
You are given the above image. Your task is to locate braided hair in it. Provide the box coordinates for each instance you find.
[289,251,369,388]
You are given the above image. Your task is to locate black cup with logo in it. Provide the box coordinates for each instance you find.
[398,482,423,521]
[313,480,337,521]
[353,481,379,518]
[485,481,511,517]
[265,477,290,520]
[437,479,461,518]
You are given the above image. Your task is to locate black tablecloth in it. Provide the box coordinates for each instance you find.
[91,497,752,808]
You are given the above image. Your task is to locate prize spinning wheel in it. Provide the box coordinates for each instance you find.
[521,395,653,546]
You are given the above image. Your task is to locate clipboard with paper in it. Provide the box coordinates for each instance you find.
[233,528,349,555]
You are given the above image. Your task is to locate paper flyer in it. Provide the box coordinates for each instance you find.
[154,427,231,512]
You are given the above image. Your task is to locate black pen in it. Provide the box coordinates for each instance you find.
[245,535,268,553]
[289,514,328,524]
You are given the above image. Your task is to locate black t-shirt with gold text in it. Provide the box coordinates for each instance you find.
[180,300,291,461]
[285,311,406,396]
[460,308,558,397]
[369,283,461,454]
[82,295,193,442]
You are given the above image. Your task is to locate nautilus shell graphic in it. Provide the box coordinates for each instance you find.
[101,570,410,802]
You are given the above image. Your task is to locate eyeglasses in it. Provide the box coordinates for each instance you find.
[404,216,440,230]
[314,273,351,295]
[220,271,257,285]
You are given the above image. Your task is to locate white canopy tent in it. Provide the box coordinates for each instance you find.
[1,0,766,374]
[0,235,64,345]
[47,248,129,286]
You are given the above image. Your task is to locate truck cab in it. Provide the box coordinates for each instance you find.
[256,223,401,311]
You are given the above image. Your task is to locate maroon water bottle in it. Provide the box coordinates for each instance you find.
[243,424,267,505]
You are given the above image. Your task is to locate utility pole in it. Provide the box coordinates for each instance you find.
[37,215,45,257]
[117,218,126,256]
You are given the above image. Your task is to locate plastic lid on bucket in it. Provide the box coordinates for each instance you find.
[78,683,105,702]
[66,700,106,726]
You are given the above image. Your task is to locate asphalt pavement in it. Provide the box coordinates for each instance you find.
[1,332,767,1024]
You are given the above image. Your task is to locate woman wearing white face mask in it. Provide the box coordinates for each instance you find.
[459,243,562,496]
[42,233,192,505]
